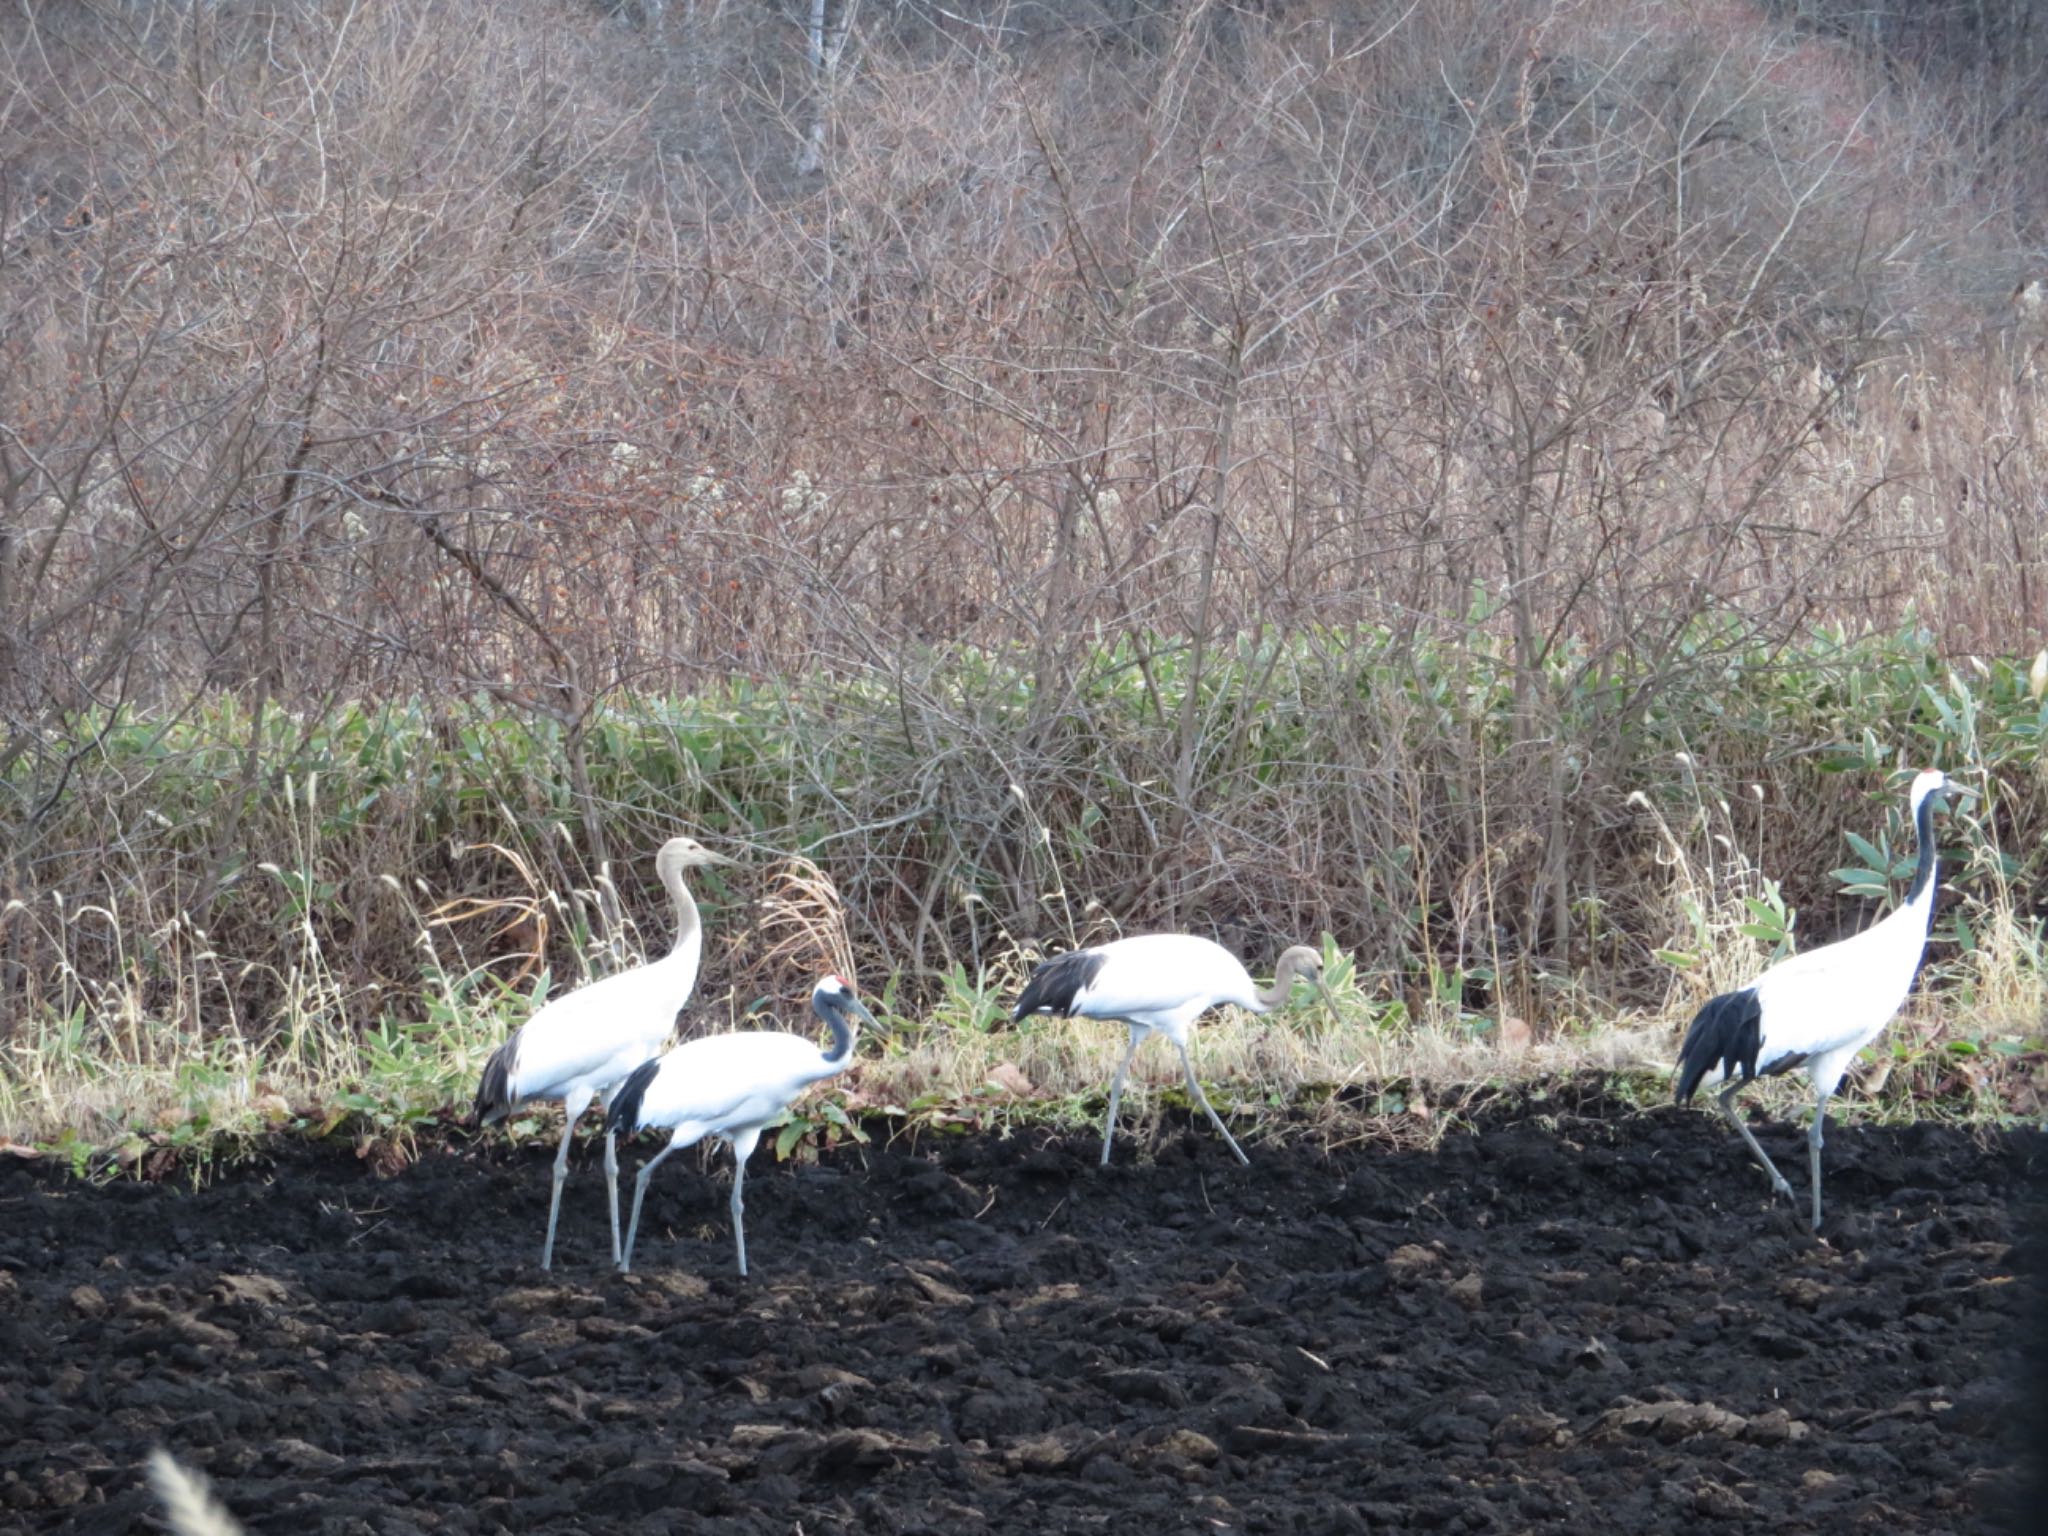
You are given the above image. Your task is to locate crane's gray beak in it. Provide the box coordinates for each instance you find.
[1940,777,1978,804]
[1308,973,1340,1023]
[840,995,880,1033]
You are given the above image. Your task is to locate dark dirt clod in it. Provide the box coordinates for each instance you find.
[1,1095,2041,1534]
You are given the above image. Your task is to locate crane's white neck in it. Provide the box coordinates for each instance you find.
[1254,948,1319,1010]
[659,858,705,978]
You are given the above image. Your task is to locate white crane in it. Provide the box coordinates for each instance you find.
[1012,933,1335,1166]
[606,973,876,1277]
[1675,768,1969,1230]
[472,835,730,1270]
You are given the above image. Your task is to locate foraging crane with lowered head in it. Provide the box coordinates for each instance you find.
[1013,933,1335,1166]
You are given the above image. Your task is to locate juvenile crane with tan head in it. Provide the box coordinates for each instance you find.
[473,835,730,1270]
[1013,933,1335,1166]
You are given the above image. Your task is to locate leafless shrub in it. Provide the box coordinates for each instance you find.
[2,0,2039,1045]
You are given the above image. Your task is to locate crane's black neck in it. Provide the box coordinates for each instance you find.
[1905,789,1940,908]
[818,997,857,1066]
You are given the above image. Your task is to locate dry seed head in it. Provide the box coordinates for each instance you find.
[148,1448,245,1536]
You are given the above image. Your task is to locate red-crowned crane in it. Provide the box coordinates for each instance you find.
[1676,769,1970,1230]
[1013,934,1335,1166]
[606,974,876,1277]
[472,835,729,1270]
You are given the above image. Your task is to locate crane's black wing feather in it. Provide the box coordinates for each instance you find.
[1674,988,1765,1103]
[605,1056,663,1138]
[1013,949,1108,1021]
[472,1035,521,1126]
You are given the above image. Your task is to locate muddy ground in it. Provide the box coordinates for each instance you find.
[2,1089,2042,1534]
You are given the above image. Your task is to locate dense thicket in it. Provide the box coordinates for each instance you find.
[2,0,2042,1036]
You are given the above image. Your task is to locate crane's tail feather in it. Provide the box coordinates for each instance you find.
[1674,988,1764,1103]
[604,1056,662,1140]
[1013,949,1107,1021]
[472,1036,520,1126]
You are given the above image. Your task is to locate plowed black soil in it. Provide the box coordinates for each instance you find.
[3,1091,2042,1534]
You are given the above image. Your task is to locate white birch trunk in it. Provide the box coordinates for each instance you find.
[795,0,855,175]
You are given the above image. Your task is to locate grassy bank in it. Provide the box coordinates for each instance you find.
[3,621,2044,1154]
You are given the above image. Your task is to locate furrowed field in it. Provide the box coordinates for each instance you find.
[2,1,2044,1532]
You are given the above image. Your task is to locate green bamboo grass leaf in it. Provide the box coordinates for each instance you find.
[773,1116,807,1161]
[1830,866,1890,897]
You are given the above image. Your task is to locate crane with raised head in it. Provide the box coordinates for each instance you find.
[607,973,876,1277]
[473,834,730,1270]
[1675,769,1969,1231]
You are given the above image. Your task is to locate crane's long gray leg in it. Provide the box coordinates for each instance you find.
[728,1126,763,1278]
[619,1141,680,1275]
[1807,1089,1831,1232]
[1176,1038,1250,1166]
[1716,1081,1794,1203]
[1100,1026,1145,1167]
[603,1129,622,1267]
[540,1086,594,1272]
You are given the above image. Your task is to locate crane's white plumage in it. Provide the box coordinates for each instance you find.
[1012,933,1333,1166]
[1675,769,1967,1230]
[606,974,876,1277]
[473,835,728,1270]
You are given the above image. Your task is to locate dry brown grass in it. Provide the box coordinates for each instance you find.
[3,1,2042,1149]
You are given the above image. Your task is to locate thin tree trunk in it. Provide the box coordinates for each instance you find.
[1172,329,1244,863]
[795,0,854,175]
